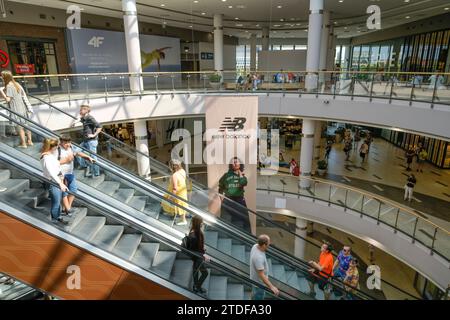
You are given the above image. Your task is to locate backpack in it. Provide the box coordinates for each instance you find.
[293,166,300,176]
[181,234,191,249]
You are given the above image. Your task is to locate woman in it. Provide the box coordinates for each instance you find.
[343,258,360,300]
[188,215,209,294]
[0,70,33,148]
[161,159,188,225]
[40,138,68,225]
[404,173,417,202]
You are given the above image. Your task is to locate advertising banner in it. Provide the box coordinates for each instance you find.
[14,64,35,74]
[204,96,258,235]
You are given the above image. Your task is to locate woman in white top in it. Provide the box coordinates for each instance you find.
[40,138,68,224]
[0,70,33,148]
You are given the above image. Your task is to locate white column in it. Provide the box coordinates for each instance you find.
[299,119,315,188]
[250,34,257,71]
[214,14,224,78]
[123,0,149,177]
[262,27,270,51]
[294,218,308,260]
[134,120,150,177]
[305,0,324,91]
[122,0,143,93]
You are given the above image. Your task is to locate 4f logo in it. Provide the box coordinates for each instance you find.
[88,36,104,48]
[219,117,246,132]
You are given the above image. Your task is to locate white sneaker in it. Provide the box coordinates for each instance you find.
[176,220,188,226]
[0,187,7,192]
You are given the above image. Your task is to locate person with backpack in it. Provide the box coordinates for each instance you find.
[186,215,210,294]
[405,147,415,171]
[56,136,95,216]
[404,173,417,202]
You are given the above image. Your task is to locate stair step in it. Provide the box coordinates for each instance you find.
[64,208,88,232]
[132,243,160,269]
[113,188,135,204]
[0,169,10,183]
[227,283,244,300]
[298,275,310,293]
[272,264,287,282]
[231,245,246,263]
[97,181,121,196]
[0,179,29,195]
[91,225,124,251]
[20,188,47,208]
[128,196,147,212]
[170,259,193,289]
[113,234,142,260]
[74,171,105,188]
[204,231,219,248]
[217,238,232,256]
[152,251,177,279]
[71,216,106,241]
[208,276,227,300]
[286,271,300,291]
[267,259,273,277]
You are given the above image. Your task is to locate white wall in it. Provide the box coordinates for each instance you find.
[198,42,236,71]
[257,50,307,71]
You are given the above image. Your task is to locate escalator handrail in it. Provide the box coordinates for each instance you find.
[0,103,384,300]
[0,153,293,301]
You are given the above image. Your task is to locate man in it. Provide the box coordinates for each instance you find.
[307,242,334,300]
[72,105,102,178]
[219,157,250,231]
[57,136,95,215]
[250,235,279,300]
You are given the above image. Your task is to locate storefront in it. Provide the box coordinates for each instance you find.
[381,129,450,168]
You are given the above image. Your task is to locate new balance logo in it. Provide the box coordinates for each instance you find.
[219,117,246,132]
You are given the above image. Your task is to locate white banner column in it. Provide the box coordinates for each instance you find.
[294,218,308,260]
[214,14,224,80]
[122,0,143,93]
[299,119,315,188]
[134,120,150,178]
[250,34,257,71]
[305,0,324,92]
[262,27,270,51]
[319,11,330,87]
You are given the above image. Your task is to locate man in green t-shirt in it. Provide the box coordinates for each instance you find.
[218,157,250,231]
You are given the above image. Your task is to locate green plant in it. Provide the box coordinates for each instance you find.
[209,73,222,83]
[317,160,327,170]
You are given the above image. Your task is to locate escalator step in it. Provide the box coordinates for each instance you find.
[231,245,246,263]
[113,234,142,260]
[152,251,177,279]
[0,169,10,183]
[286,271,300,291]
[0,179,30,195]
[132,242,160,269]
[204,231,219,248]
[227,283,244,300]
[72,216,106,241]
[170,259,193,289]
[64,208,88,232]
[208,276,228,300]
[128,196,147,212]
[91,225,124,251]
[217,238,232,256]
[272,264,287,282]
[113,188,135,204]
[97,181,121,196]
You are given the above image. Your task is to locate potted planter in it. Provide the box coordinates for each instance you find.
[317,159,327,176]
[209,73,222,90]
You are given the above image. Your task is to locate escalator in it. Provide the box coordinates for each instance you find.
[1,100,380,300]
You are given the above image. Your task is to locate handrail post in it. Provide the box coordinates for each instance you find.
[313,180,316,202]
[187,73,191,91]
[103,75,108,101]
[409,76,415,106]
[328,184,332,206]
[412,217,419,243]
[171,74,175,92]
[45,77,51,103]
[431,73,438,109]
[344,189,348,212]
[430,227,438,256]
[316,72,319,98]
[121,75,125,97]
[85,76,89,103]
[369,73,375,102]
[350,76,355,100]
[394,208,400,233]
[333,72,337,99]
[64,77,71,106]
[376,200,381,225]
[360,195,365,217]
[154,74,159,93]
[389,77,394,104]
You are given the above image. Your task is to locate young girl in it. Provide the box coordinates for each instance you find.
[188,215,209,294]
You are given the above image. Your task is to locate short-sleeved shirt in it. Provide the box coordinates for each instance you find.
[53,145,82,175]
[360,143,369,154]
[335,251,353,279]
[81,114,101,140]
[218,170,247,197]
[318,252,334,279]
[250,244,269,285]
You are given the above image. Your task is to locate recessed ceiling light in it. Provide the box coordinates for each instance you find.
[160,4,165,6]
[445,7,449,10]
[339,0,344,3]
[222,0,227,2]
[245,30,248,33]
[236,23,243,27]
[201,12,206,15]
[193,1,198,3]
[404,0,410,2]
[189,25,193,28]
[228,5,233,8]
[405,16,410,19]
[255,24,260,27]
[235,17,239,20]
[304,29,308,31]
[280,18,284,21]
[277,5,282,9]
[274,24,281,27]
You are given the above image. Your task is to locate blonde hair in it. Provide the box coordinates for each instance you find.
[41,138,59,153]
[1,70,20,93]
[169,159,182,172]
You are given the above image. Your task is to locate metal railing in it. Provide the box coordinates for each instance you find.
[13,70,450,108]
[257,173,450,262]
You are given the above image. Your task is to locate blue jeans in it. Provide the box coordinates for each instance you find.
[251,286,265,300]
[62,174,78,197]
[80,139,99,176]
[49,184,63,220]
